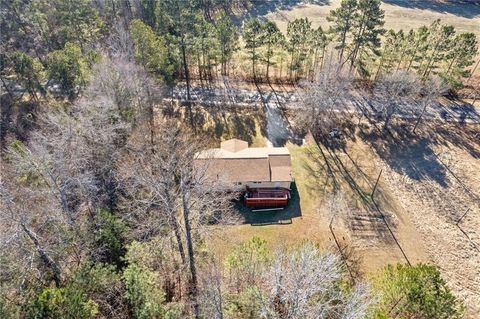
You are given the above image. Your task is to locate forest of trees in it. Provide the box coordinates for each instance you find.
[0,0,476,318]
[1,0,478,100]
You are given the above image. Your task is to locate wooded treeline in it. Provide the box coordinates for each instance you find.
[0,0,473,318]
[1,0,478,103]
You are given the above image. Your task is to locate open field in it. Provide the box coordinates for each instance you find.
[241,0,480,77]
[245,0,480,37]
[3,1,479,317]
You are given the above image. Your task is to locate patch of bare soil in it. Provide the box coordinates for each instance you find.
[366,123,480,317]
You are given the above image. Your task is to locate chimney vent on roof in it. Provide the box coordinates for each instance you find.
[220,139,248,153]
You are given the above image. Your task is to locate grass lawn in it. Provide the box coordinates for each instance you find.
[206,127,430,276]
[206,137,337,259]
[261,0,480,38]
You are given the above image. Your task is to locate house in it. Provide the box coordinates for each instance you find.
[196,139,293,207]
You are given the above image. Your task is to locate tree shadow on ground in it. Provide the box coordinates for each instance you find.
[230,113,258,143]
[360,123,450,187]
[445,102,480,123]
[232,0,331,25]
[382,0,480,19]
[194,103,264,145]
[352,93,480,160]
[265,105,304,146]
[347,208,399,246]
[428,121,480,159]
[232,182,302,225]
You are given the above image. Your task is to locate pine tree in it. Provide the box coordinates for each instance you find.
[10,51,45,100]
[327,0,358,63]
[421,21,455,79]
[215,13,238,76]
[261,20,283,82]
[138,0,158,28]
[374,30,403,80]
[156,0,198,87]
[396,29,415,71]
[286,18,313,81]
[406,26,430,72]
[47,42,97,97]
[348,0,385,75]
[194,16,220,83]
[155,0,199,124]
[129,19,173,84]
[243,18,264,81]
[309,26,329,78]
[444,32,478,88]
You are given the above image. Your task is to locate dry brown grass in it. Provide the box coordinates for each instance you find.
[206,129,431,274]
[205,115,480,316]
[206,136,335,259]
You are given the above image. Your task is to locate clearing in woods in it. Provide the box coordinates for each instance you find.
[207,115,480,316]
[206,1,480,315]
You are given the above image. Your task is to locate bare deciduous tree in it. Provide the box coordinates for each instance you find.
[121,118,237,318]
[297,59,354,137]
[373,70,421,131]
[260,243,373,319]
[0,163,71,291]
[413,75,449,133]
[0,54,160,296]
[198,258,225,319]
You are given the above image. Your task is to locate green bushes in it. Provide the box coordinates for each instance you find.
[372,264,464,319]
[92,209,128,268]
[28,286,98,319]
[47,43,98,96]
[28,263,128,319]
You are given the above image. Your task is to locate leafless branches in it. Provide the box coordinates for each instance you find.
[198,258,225,319]
[260,243,373,319]
[0,54,163,293]
[0,166,68,290]
[297,58,354,137]
[120,118,237,318]
[413,75,449,133]
[373,70,421,130]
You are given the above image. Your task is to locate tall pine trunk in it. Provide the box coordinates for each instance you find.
[181,183,200,319]
[180,36,193,127]
[339,30,347,63]
[406,41,421,72]
[266,43,271,82]
[252,46,257,82]
[422,41,441,79]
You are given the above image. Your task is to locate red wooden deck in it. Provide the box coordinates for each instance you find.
[244,188,290,208]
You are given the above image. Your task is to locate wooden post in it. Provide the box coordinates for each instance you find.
[454,208,479,252]
[329,215,355,283]
[371,169,383,198]
[456,208,470,225]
